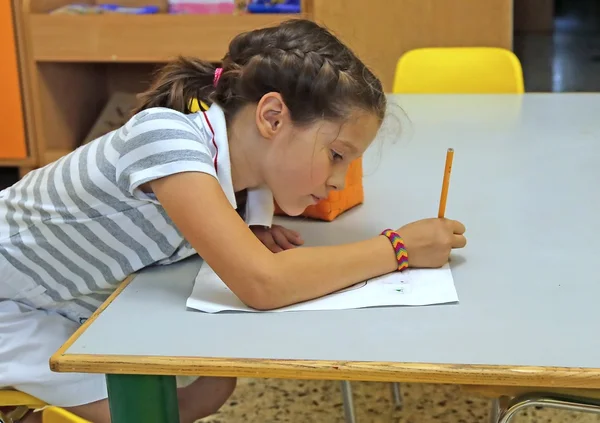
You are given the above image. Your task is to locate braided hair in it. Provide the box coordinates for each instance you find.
[134,19,386,124]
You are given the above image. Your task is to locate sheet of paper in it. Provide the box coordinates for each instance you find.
[186,262,458,313]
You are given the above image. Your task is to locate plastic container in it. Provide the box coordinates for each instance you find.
[168,0,235,14]
[98,4,161,13]
[246,0,300,13]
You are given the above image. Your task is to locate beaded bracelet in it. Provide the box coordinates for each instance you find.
[381,229,409,271]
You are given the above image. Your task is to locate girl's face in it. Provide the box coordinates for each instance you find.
[260,100,381,216]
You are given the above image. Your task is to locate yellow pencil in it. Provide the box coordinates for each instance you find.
[437,148,454,218]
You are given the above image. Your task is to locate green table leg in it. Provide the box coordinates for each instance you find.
[106,374,180,423]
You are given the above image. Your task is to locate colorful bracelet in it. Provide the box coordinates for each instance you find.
[381,229,409,271]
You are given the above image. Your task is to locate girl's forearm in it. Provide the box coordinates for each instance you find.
[257,235,398,309]
[150,173,399,311]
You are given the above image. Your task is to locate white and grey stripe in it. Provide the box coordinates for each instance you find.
[0,108,217,317]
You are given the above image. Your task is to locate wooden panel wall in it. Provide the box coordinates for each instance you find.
[312,0,513,91]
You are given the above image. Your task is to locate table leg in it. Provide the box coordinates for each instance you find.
[489,398,501,423]
[340,381,357,423]
[106,374,180,423]
[390,382,403,408]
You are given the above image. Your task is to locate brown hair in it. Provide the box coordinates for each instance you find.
[134,19,386,124]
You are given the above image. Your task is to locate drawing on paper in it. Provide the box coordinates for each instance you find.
[186,262,458,313]
[334,281,367,294]
[332,274,411,295]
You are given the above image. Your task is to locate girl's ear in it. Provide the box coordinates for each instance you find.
[255,92,290,139]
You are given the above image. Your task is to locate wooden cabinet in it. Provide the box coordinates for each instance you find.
[16,0,512,169]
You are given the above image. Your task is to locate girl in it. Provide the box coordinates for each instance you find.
[0,19,466,423]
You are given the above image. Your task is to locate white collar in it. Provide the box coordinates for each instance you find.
[192,104,273,227]
[196,104,237,209]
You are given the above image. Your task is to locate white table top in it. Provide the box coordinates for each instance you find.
[54,94,600,387]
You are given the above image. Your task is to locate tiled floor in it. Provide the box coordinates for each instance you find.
[201,379,600,422]
[515,0,600,93]
[515,30,600,92]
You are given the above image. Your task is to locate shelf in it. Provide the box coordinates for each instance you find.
[19,0,513,176]
[29,13,308,63]
[0,157,36,167]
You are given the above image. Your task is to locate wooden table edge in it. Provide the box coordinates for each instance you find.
[50,274,136,368]
[51,350,600,389]
[50,273,600,390]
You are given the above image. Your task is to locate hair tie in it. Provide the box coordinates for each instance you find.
[213,67,223,87]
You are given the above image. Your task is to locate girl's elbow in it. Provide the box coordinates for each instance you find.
[237,271,284,311]
[244,297,280,311]
[239,287,281,311]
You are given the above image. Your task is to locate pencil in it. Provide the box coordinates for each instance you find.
[437,148,454,218]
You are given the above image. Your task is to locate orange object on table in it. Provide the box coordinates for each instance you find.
[274,158,364,221]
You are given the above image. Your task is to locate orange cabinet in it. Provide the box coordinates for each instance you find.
[0,0,27,160]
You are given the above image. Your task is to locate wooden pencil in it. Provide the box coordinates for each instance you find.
[437,148,454,218]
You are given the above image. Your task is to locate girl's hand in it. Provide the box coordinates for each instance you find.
[251,224,304,253]
[397,218,467,268]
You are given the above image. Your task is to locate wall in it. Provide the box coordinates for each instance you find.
[312,0,513,91]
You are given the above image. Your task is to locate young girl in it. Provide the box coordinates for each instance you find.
[0,19,466,423]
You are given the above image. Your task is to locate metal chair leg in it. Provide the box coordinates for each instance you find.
[390,382,403,408]
[340,381,357,423]
[489,398,501,423]
[498,393,600,423]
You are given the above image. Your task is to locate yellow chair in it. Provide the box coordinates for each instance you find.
[392,47,524,94]
[42,406,89,423]
[0,390,45,422]
[0,390,89,422]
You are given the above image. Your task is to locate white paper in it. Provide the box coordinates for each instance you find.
[186,262,458,313]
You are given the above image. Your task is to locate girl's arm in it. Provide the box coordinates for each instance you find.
[149,172,465,310]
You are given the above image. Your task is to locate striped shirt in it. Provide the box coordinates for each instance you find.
[0,105,273,322]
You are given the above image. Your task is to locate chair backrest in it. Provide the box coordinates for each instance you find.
[392,47,524,94]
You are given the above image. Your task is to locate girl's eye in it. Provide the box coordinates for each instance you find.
[331,150,344,161]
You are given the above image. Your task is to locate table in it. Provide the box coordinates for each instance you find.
[51,94,600,423]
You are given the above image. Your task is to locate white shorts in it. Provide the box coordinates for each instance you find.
[0,300,108,407]
[0,300,199,408]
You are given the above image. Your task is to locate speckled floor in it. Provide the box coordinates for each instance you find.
[202,379,600,422]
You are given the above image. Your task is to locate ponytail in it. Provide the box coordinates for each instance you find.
[133,56,216,115]
[133,20,385,124]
